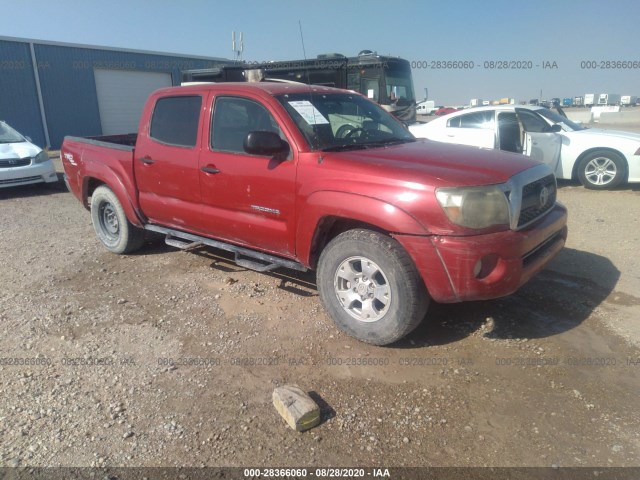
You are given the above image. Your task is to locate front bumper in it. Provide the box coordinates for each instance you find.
[395,203,568,303]
[0,159,58,188]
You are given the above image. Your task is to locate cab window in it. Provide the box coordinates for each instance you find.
[150,96,201,147]
[211,96,284,154]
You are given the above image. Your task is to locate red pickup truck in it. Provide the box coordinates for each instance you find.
[62,82,567,345]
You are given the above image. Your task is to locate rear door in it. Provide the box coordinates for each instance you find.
[134,94,205,230]
[198,93,298,256]
[516,108,562,170]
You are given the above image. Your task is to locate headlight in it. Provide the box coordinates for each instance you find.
[435,185,510,229]
[33,151,49,164]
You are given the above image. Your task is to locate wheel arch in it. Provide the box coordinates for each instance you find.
[571,147,628,181]
[296,191,429,269]
[82,174,144,227]
[307,216,388,269]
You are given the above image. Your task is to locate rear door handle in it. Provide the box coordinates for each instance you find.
[201,165,221,174]
[140,156,155,165]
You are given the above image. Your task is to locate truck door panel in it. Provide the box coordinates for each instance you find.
[199,94,297,256]
[134,95,204,230]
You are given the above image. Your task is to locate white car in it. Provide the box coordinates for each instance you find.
[409,105,640,189]
[0,121,58,188]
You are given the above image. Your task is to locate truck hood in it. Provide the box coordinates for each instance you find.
[325,139,540,187]
[0,141,41,160]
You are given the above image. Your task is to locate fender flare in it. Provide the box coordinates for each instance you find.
[296,190,429,266]
[81,162,144,227]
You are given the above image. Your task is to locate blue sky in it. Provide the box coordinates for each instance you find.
[4,0,640,104]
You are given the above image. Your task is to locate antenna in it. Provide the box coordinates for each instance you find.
[298,21,312,87]
[232,31,244,63]
[298,21,308,64]
[297,20,321,156]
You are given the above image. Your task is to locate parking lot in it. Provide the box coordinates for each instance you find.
[1,143,639,469]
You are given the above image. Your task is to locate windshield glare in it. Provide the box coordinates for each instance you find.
[385,75,415,103]
[0,122,27,143]
[537,108,585,131]
[277,93,415,151]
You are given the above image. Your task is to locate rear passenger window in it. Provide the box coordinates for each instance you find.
[448,111,494,129]
[150,96,201,147]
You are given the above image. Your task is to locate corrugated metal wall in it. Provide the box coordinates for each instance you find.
[0,40,47,146]
[0,38,226,149]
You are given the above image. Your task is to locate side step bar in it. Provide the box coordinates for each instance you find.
[165,236,203,250]
[145,224,307,273]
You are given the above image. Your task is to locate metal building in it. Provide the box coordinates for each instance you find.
[0,36,228,149]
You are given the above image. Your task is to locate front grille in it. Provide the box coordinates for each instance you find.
[518,174,556,228]
[0,157,31,168]
[0,175,41,185]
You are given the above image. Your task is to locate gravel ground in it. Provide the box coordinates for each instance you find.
[0,150,639,470]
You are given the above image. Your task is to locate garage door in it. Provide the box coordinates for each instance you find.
[94,69,173,135]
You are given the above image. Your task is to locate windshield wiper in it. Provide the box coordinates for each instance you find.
[365,138,416,146]
[321,144,370,152]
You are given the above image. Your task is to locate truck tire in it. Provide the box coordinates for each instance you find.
[90,185,144,254]
[317,229,429,345]
[577,150,626,190]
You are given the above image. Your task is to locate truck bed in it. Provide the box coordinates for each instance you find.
[65,133,138,151]
[61,134,139,213]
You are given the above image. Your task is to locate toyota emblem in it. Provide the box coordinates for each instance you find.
[539,186,550,208]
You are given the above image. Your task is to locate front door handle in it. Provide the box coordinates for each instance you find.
[201,165,221,174]
[140,156,155,165]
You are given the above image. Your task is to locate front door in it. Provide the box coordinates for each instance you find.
[198,94,298,256]
[516,109,562,171]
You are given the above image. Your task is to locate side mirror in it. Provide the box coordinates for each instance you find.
[548,124,562,133]
[243,131,289,157]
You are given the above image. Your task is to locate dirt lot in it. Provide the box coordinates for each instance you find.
[1,145,639,472]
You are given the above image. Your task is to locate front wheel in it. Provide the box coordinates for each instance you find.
[90,185,144,254]
[317,229,429,345]
[577,150,626,189]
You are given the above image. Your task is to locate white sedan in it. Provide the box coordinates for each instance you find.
[409,105,640,189]
[0,121,58,188]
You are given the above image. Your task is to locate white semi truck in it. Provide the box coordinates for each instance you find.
[584,93,595,107]
[597,93,621,106]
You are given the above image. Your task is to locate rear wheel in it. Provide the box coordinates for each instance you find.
[90,185,144,254]
[577,150,626,189]
[317,229,429,345]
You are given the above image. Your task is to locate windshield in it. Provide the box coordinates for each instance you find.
[0,121,27,144]
[276,92,415,151]
[383,61,415,103]
[537,108,585,131]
